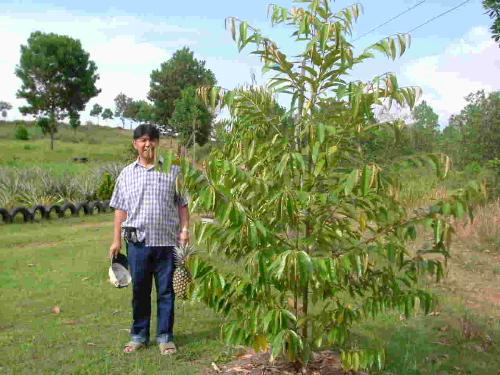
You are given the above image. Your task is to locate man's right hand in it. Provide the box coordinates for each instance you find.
[109,241,122,260]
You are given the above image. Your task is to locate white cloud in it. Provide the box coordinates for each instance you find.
[402,26,500,125]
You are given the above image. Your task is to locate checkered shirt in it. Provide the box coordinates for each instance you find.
[109,160,188,246]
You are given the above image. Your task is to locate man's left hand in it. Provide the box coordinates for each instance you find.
[179,229,189,246]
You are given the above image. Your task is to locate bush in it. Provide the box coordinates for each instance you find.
[14,125,29,140]
[96,172,115,200]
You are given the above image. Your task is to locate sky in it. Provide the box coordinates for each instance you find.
[0,0,498,127]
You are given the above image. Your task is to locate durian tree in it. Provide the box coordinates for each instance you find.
[178,0,477,371]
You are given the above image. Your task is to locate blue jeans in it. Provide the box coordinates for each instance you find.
[127,242,175,344]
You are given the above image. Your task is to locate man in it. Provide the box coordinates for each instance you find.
[109,124,189,355]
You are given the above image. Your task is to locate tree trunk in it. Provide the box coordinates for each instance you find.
[50,130,54,150]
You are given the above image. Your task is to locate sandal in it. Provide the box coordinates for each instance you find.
[159,341,177,355]
[123,341,146,353]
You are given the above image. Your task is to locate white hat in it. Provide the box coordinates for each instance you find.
[108,254,131,288]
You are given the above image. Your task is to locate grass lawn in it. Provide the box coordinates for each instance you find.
[0,214,226,375]
[0,122,178,174]
[1,214,499,374]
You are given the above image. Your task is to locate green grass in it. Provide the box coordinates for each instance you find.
[1,214,500,374]
[0,122,177,175]
[0,214,226,374]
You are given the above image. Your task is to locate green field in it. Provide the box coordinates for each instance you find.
[1,213,499,374]
[0,122,176,174]
[1,121,499,374]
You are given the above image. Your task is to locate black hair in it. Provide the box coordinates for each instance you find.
[133,124,160,140]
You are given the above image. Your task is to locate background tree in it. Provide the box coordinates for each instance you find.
[171,86,213,149]
[90,103,103,125]
[123,100,154,125]
[135,100,154,124]
[148,47,216,129]
[101,108,114,125]
[0,101,12,121]
[114,93,133,128]
[69,111,81,133]
[483,0,500,43]
[409,100,440,153]
[443,90,499,167]
[178,1,475,370]
[36,117,52,137]
[15,31,100,150]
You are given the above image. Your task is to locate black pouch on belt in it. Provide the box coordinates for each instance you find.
[122,226,139,244]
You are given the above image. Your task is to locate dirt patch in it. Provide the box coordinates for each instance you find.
[436,201,500,316]
[205,350,367,375]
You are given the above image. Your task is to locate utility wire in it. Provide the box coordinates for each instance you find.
[352,0,427,42]
[406,0,472,34]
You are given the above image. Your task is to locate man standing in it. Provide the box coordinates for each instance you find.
[109,124,189,355]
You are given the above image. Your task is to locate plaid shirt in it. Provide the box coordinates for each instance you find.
[110,160,188,246]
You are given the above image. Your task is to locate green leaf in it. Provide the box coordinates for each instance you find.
[297,251,313,283]
[311,142,320,163]
[344,169,358,195]
[319,23,330,50]
[361,165,372,196]
[317,122,325,144]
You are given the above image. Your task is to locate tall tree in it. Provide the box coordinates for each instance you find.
[148,47,216,128]
[410,100,439,152]
[16,31,100,149]
[0,101,12,121]
[483,0,500,43]
[90,103,103,125]
[114,93,133,128]
[102,108,114,125]
[171,86,213,148]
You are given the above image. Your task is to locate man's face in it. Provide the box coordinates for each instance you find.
[133,135,158,161]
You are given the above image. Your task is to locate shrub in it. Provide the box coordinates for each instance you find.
[96,172,115,201]
[14,125,29,140]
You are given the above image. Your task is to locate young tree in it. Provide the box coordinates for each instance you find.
[148,47,216,128]
[171,86,213,148]
[0,101,12,121]
[16,31,100,149]
[177,1,475,371]
[102,108,114,125]
[90,103,103,125]
[114,93,133,128]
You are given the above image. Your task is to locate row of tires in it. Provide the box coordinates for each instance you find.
[0,200,111,224]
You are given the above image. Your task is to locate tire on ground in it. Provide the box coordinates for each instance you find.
[61,202,77,217]
[9,207,33,223]
[0,207,11,223]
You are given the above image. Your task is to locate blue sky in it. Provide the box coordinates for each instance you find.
[0,0,498,126]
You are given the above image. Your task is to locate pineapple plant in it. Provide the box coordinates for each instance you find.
[173,244,195,300]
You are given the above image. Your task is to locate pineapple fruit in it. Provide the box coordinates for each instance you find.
[173,244,195,300]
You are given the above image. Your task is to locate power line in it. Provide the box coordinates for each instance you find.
[353,0,427,42]
[406,0,472,34]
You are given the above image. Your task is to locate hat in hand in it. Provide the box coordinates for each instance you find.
[108,253,132,288]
